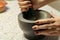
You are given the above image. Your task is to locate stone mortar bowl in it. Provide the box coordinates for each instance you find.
[18,10,51,40]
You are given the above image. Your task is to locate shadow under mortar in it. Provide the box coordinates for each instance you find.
[18,8,51,40]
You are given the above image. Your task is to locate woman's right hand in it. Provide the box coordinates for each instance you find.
[18,0,32,12]
[18,0,55,12]
[18,0,45,12]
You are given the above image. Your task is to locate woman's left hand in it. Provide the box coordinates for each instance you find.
[32,12,60,36]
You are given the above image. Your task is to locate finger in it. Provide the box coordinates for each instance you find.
[33,25,60,36]
[18,1,31,6]
[34,32,51,36]
[50,11,57,18]
[18,0,26,2]
[55,23,60,26]
[20,4,32,8]
[50,32,60,36]
[32,24,54,30]
[32,23,60,30]
[49,23,60,28]
[21,8,28,12]
[34,29,54,36]
[34,31,60,36]
[34,27,60,36]
[32,25,48,30]
[34,29,56,36]
[56,28,60,31]
[49,30,60,36]
[35,18,55,24]
[20,4,32,12]
[38,0,45,2]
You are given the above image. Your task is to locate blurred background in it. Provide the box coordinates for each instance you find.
[49,0,60,11]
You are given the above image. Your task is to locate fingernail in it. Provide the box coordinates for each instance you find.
[35,21,40,24]
[36,22,39,24]
[32,27,36,30]
[34,31,39,34]
[34,32,42,35]
[32,25,38,30]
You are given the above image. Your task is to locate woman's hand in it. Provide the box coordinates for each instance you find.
[32,12,60,36]
[18,0,45,12]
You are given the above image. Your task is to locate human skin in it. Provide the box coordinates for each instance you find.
[32,12,60,36]
[18,0,60,36]
[18,0,55,12]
